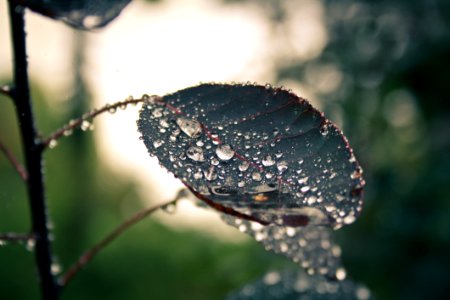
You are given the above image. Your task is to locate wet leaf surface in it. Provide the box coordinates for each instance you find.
[222,215,342,278]
[227,269,372,300]
[137,83,365,229]
[16,0,131,29]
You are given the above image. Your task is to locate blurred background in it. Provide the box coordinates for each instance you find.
[1,0,449,299]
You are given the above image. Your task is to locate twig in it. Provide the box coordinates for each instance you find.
[0,138,28,181]
[8,2,59,299]
[0,232,34,243]
[41,96,152,148]
[59,189,188,288]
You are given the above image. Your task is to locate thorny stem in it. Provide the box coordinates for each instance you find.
[42,97,148,148]
[0,232,34,243]
[0,138,28,181]
[8,2,59,299]
[59,189,188,288]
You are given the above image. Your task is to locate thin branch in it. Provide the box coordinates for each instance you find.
[59,189,188,288]
[0,232,34,243]
[0,138,28,181]
[41,96,155,149]
[8,2,59,298]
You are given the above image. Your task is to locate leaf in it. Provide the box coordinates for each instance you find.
[222,215,342,278]
[15,0,131,29]
[227,269,372,300]
[137,83,365,229]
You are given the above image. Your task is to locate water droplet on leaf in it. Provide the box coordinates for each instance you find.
[216,144,235,161]
[262,155,275,166]
[176,117,202,138]
[252,172,262,181]
[276,161,288,172]
[186,146,205,162]
[239,161,250,172]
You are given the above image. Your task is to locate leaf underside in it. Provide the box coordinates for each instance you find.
[227,269,372,300]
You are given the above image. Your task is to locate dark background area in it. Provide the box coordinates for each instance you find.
[1,0,449,299]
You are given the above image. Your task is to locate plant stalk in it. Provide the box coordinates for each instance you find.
[8,2,59,299]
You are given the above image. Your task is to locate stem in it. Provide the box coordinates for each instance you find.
[0,138,28,181]
[42,97,149,148]
[60,190,187,288]
[8,2,59,299]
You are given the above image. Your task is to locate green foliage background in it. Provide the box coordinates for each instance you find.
[1,0,450,299]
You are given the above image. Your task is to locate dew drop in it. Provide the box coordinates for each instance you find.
[335,193,345,202]
[159,118,170,128]
[186,146,205,162]
[343,214,356,224]
[277,161,288,172]
[298,177,308,184]
[51,263,61,275]
[300,186,310,193]
[153,140,163,149]
[263,271,281,285]
[26,239,35,251]
[239,224,247,232]
[193,170,203,180]
[216,144,235,161]
[307,196,317,205]
[49,139,58,149]
[239,161,250,172]
[252,172,262,181]
[108,106,117,114]
[262,155,275,166]
[81,120,92,131]
[286,227,296,237]
[332,245,342,257]
[255,232,265,241]
[351,169,362,179]
[335,268,347,281]
[152,107,163,118]
[356,287,371,300]
[280,242,289,252]
[210,157,219,166]
[162,202,177,214]
[203,166,217,181]
[63,129,73,136]
[176,117,202,138]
